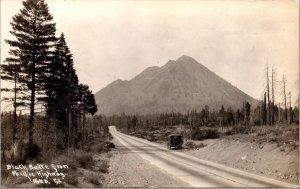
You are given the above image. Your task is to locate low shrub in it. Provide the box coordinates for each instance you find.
[191,132,203,140]
[86,173,104,186]
[27,144,42,160]
[76,153,95,169]
[270,137,279,143]
[93,142,108,153]
[1,165,10,179]
[106,152,113,158]
[63,150,95,169]
[87,174,100,186]
[230,125,251,134]
[64,175,79,186]
[146,134,157,142]
[271,129,282,136]
[55,154,79,171]
[191,129,220,140]
[2,173,29,187]
[98,161,109,173]
[204,129,220,139]
[257,132,267,137]
[225,130,233,135]
[92,141,115,153]
[104,141,115,148]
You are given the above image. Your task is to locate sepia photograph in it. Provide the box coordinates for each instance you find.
[0,0,299,187]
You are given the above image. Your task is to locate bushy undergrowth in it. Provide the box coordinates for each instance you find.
[87,173,101,186]
[256,124,299,147]
[77,154,94,169]
[52,149,95,174]
[98,161,109,173]
[92,141,115,153]
[93,142,108,153]
[64,173,79,186]
[191,129,220,140]
[225,125,251,135]
[69,150,95,169]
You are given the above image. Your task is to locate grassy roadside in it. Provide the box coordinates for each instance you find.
[126,124,299,150]
[1,132,115,188]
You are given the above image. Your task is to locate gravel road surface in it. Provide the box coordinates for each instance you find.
[108,126,297,187]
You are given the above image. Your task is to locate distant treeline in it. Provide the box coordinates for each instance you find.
[1,0,97,162]
[105,101,299,132]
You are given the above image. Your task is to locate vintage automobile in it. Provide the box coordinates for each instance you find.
[167,135,183,150]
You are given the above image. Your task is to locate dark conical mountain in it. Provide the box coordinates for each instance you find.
[95,55,258,115]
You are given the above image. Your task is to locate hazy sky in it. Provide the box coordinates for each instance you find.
[1,0,299,110]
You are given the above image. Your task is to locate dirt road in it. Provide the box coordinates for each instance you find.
[109,126,297,187]
[104,137,189,187]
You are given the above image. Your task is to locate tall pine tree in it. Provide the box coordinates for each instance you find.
[4,0,56,148]
[77,84,97,149]
[45,33,72,124]
[45,33,81,148]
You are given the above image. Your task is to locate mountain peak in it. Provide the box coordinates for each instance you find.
[163,55,198,69]
[176,55,198,63]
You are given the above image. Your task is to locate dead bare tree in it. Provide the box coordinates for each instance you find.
[278,103,281,123]
[288,91,292,124]
[271,67,275,125]
[282,75,287,124]
[266,65,271,125]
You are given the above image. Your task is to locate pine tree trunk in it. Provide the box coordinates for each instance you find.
[82,103,86,150]
[29,7,37,152]
[29,70,35,149]
[68,66,72,149]
[68,108,72,149]
[13,68,17,143]
[29,50,36,151]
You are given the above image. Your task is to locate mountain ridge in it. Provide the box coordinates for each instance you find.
[95,55,258,115]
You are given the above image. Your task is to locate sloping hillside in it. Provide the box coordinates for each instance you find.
[95,55,257,115]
